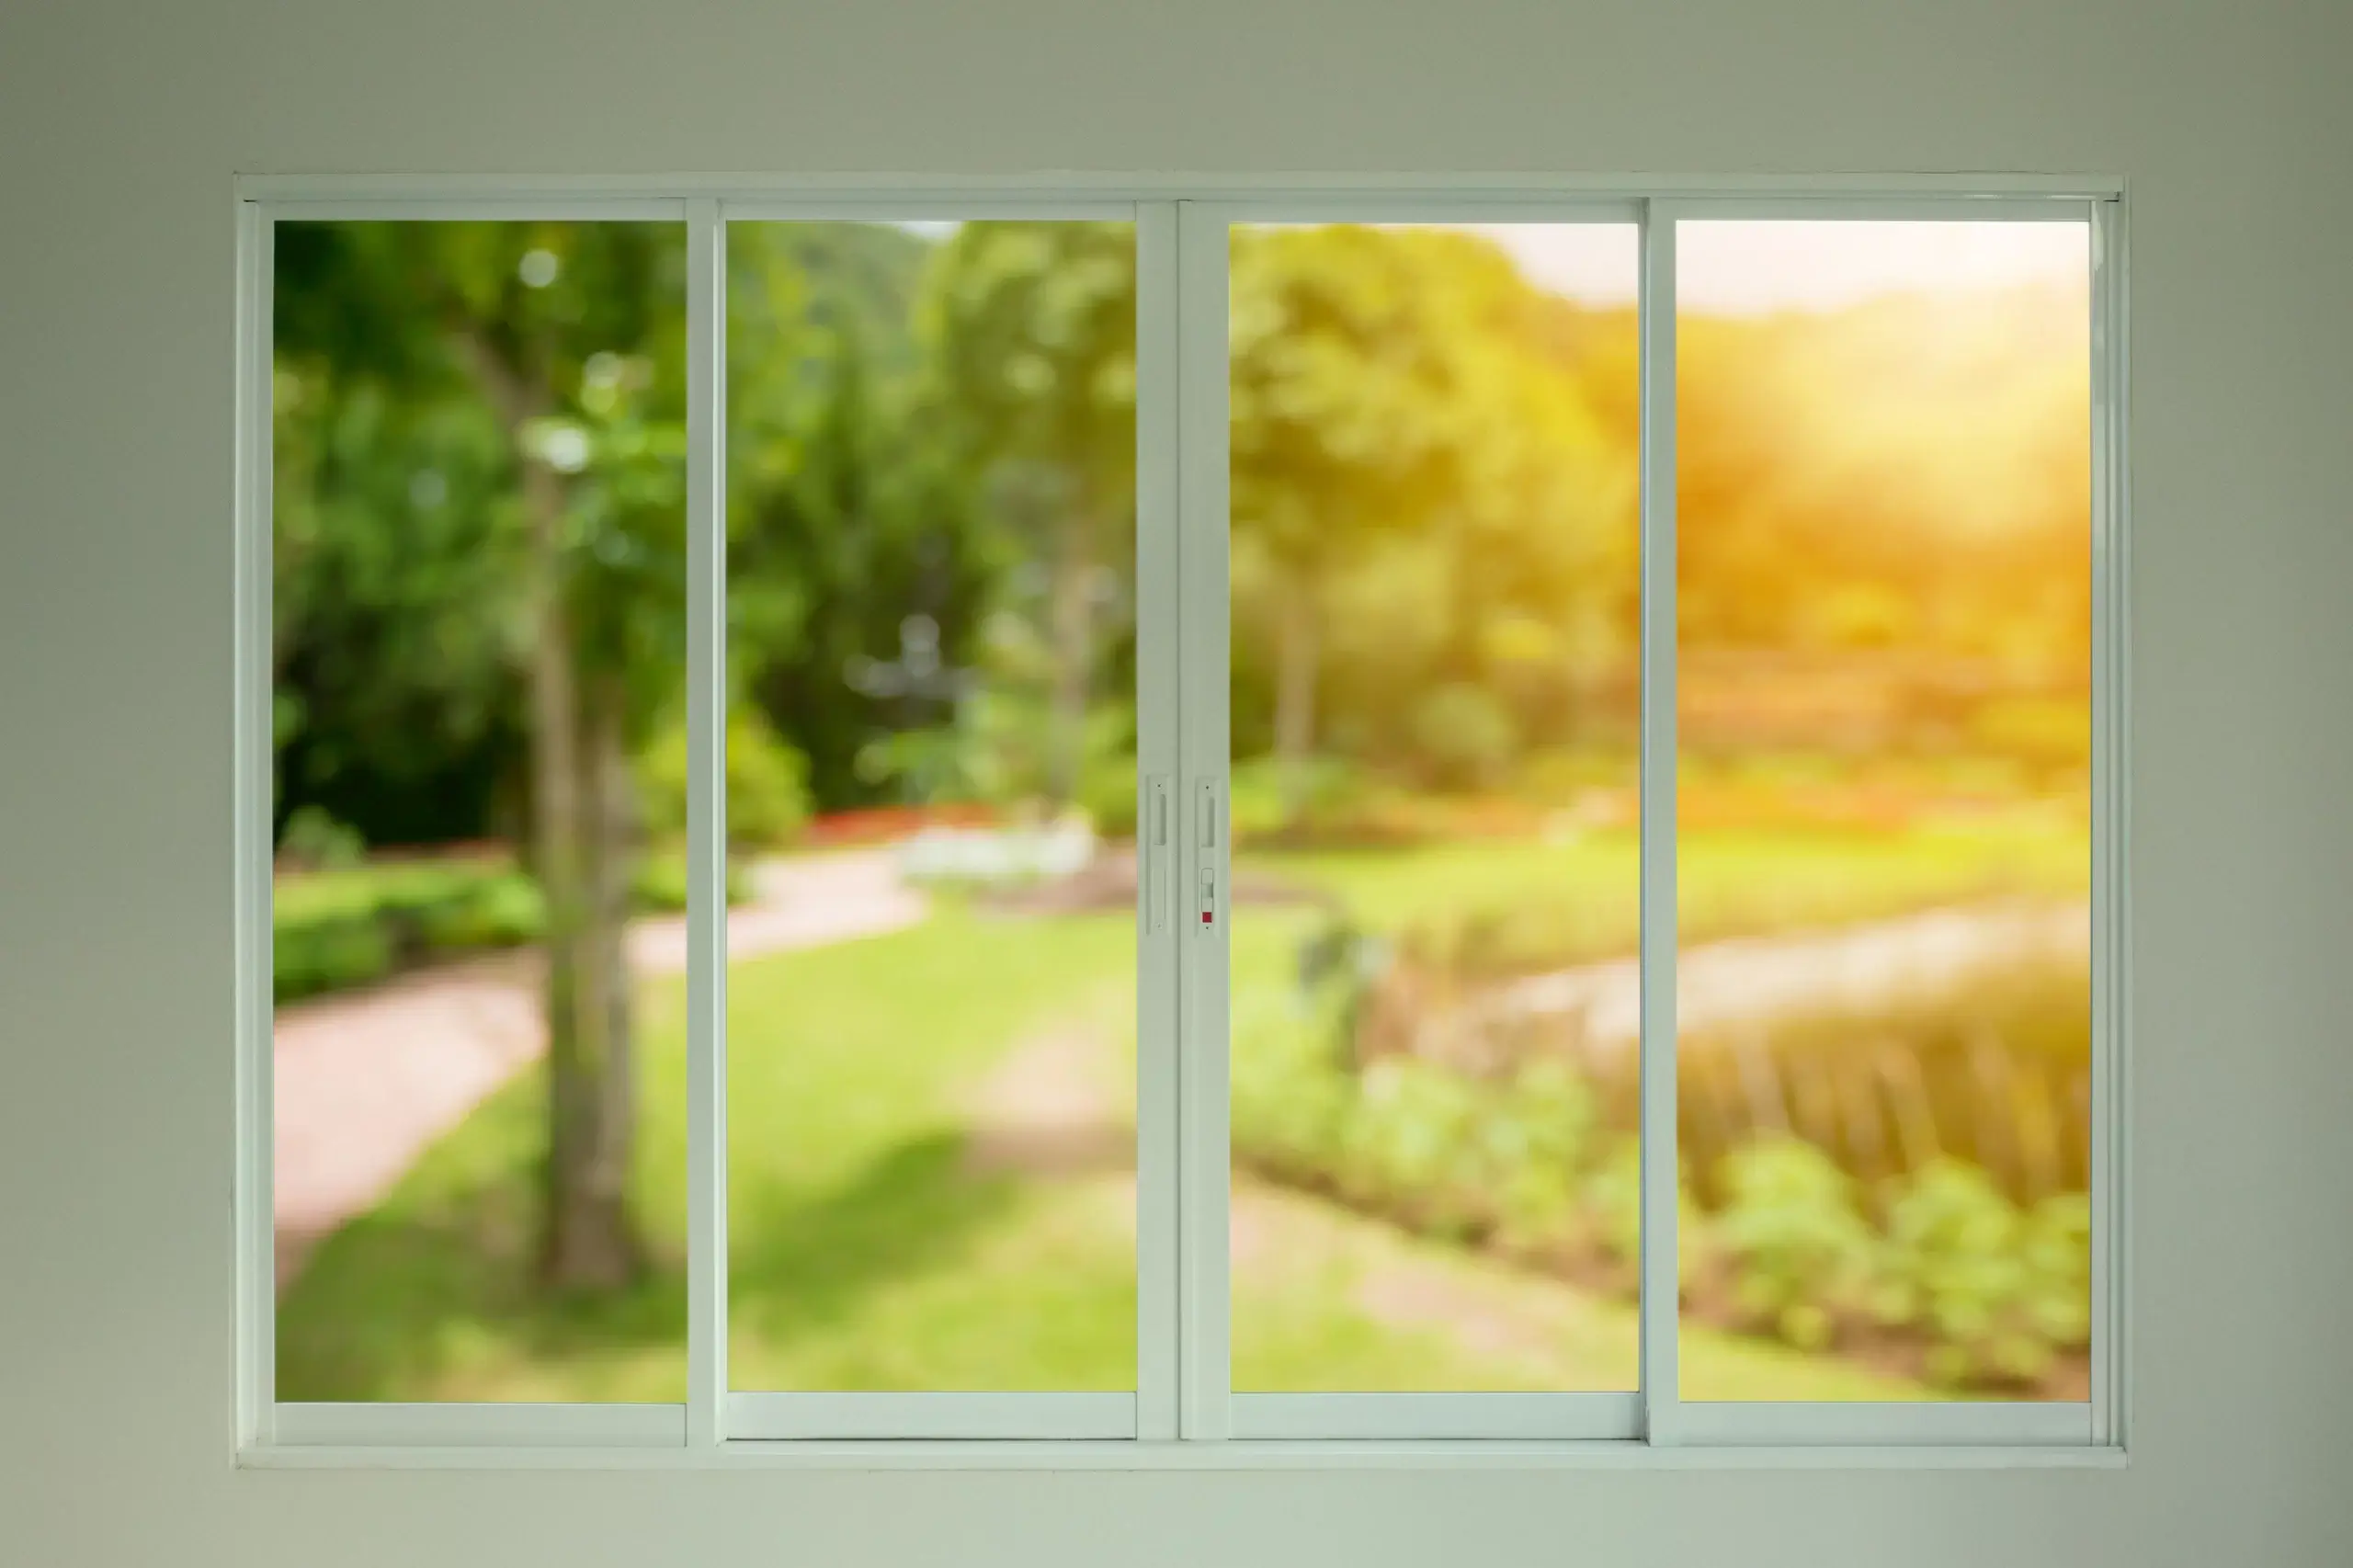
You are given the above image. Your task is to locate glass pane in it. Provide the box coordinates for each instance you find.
[724,220,1139,1392]
[1227,222,1652,1392]
[272,221,688,1401]
[1675,220,2093,1402]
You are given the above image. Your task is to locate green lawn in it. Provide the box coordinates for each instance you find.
[278,829,2025,1403]
[1246,816,2086,948]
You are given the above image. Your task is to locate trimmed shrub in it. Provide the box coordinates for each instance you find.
[1714,1136,1878,1352]
[1879,1161,2089,1388]
[639,707,812,850]
[274,913,395,1001]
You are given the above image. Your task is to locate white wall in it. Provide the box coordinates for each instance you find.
[3,2,2348,1563]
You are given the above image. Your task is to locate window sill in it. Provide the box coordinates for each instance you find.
[238,1439,2127,1471]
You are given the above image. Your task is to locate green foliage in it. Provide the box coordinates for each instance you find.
[629,852,751,913]
[922,221,1136,530]
[1579,1137,1648,1271]
[725,223,997,812]
[725,710,813,847]
[272,852,739,1004]
[415,875,546,953]
[1334,1057,1485,1234]
[2025,1193,2095,1351]
[1714,1137,1878,1352]
[1677,285,2091,690]
[1488,1058,1602,1175]
[1230,756,1356,841]
[1227,223,1633,791]
[274,912,397,1002]
[1075,748,1142,838]
[278,805,367,871]
[278,904,1926,1403]
[1409,684,1521,790]
[638,707,813,850]
[1227,755,1430,847]
[1231,999,1357,1183]
[273,221,690,844]
[1568,1137,1718,1285]
[1474,1060,1597,1255]
[1366,823,2085,990]
[1877,1162,2090,1388]
[275,862,540,1003]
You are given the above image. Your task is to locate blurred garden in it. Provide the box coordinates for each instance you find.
[270,216,2090,1403]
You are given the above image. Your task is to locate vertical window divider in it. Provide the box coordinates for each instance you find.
[1175,201,1233,1439]
[685,196,729,1448]
[1135,199,1185,1442]
[1636,197,1684,1446]
[2088,193,2130,1449]
[233,196,278,1449]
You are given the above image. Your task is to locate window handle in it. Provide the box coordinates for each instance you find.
[1143,776,1172,933]
[1196,780,1221,932]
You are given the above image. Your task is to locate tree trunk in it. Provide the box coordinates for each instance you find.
[514,451,632,1289]
[1274,585,1321,831]
[454,326,642,1291]
[544,673,642,1290]
[1046,508,1095,813]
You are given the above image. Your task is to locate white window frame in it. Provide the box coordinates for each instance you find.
[233,172,2129,1469]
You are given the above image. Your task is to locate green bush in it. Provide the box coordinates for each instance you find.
[415,874,545,953]
[1579,1137,1644,1270]
[278,805,367,871]
[1714,1136,1878,1351]
[274,848,752,1005]
[1575,1136,1714,1281]
[2024,1192,2094,1351]
[1227,754,1429,846]
[1408,683,1520,790]
[639,707,813,850]
[630,850,749,912]
[1879,1162,2087,1387]
[274,913,395,1001]
[1232,1002,1356,1181]
[1229,948,2092,1393]
[1336,1056,1484,1233]
[1470,1058,1599,1253]
[1076,750,1142,839]
[1491,1159,1582,1256]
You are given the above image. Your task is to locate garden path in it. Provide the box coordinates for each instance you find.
[963,1013,1629,1379]
[1459,900,2088,1055]
[273,849,925,1288]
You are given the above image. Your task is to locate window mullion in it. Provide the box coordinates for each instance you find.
[2088,194,2129,1449]
[1135,199,1184,1442]
[685,196,729,1449]
[1636,197,1683,1444]
[1175,201,1234,1440]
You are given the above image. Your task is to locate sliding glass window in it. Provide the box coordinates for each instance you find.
[242,187,2120,1456]
[1670,215,2097,1437]
[268,219,688,1409]
[722,218,1144,1431]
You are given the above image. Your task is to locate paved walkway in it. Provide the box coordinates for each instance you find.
[1453,900,2089,1058]
[273,851,925,1287]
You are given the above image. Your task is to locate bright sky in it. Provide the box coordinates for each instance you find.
[1473,220,2088,315]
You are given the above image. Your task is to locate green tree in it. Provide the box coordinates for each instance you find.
[726,222,996,812]
[1230,224,1630,815]
[920,221,1138,811]
[274,221,686,1289]
[270,352,522,843]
